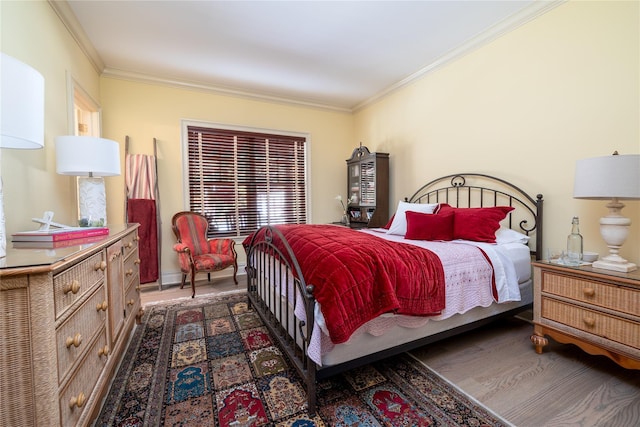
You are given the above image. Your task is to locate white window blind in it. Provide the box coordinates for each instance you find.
[186,125,307,237]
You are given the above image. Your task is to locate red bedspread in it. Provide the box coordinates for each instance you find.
[246,224,445,344]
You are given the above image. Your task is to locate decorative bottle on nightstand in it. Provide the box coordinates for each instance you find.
[566,216,583,265]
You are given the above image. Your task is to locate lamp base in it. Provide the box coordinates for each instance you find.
[592,258,637,273]
[78,176,107,227]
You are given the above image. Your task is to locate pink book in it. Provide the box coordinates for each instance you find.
[11,227,109,242]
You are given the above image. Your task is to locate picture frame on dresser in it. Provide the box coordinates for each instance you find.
[531,260,640,370]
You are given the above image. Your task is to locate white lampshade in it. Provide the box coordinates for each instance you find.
[55,136,121,176]
[573,154,640,200]
[0,52,45,149]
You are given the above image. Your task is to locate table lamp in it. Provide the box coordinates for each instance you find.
[55,136,121,226]
[0,53,45,258]
[573,152,640,272]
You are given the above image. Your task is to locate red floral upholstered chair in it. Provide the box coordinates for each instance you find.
[171,211,238,298]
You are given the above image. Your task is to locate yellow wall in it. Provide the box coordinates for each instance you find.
[1,1,101,233]
[99,78,353,275]
[2,1,639,281]
[354,0,639,263]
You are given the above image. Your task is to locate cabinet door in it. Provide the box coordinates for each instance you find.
[106,240,125,346]
[348,163,360,204]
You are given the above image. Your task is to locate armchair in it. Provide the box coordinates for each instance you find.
[171,211,238,298]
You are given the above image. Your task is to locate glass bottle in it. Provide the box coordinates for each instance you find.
[566,216,583,265]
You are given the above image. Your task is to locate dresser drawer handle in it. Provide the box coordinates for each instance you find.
[125,241,134,249]
[583,317,596,328]
[63,280,81,295]
[69,392,86,409]
[583,287,595,297]
[96,301,108,312]
[125,268,134,277]
[98,345,109,357]
[134,258,141,265]
[127,299,135,306]
[65,333,82,348]
[95,260,107,271]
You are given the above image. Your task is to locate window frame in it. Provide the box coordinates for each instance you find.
[180,120,311,238]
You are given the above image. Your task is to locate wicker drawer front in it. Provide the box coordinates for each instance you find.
[56,285,108,384]
[59,328,108,427]
[54,252,106,319]
[541,271,639,317]
[122,231,139,260]
[124,279,140,318]
[542,297,640,349]
[123,248,140,291]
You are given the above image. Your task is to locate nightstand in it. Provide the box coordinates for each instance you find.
[530,261,640,369]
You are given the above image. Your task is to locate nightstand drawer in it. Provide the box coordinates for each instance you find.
[541,270,639,317]
[542,297,640,349]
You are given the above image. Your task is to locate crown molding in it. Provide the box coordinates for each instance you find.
[48,0,104,74]
[101,68,353,113]
[50,0,564,114]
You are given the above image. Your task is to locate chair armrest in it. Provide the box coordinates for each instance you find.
[173,243,191,253]
[207,238,236,256]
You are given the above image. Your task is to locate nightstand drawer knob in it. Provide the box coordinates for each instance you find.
[95,260,107,271]
[96,301,108,312]
[583,287,595,297]
[583,317,596,328]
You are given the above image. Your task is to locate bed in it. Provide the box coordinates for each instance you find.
[243,173,543,415]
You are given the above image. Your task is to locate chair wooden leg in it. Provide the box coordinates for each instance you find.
[180,273,186,289]
[207,273,211,282]
[190,270,196,298]
[232,263,238,285]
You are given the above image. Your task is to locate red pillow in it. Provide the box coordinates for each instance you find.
[382,213,395,229]
[449,206,515,243]
[405,210,454,241]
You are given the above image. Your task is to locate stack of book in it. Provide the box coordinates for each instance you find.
[11,227,109,249]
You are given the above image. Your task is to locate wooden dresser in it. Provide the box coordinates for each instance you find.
[0,224,142,426]
[531,261,640,369]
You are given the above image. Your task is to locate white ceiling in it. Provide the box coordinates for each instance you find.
[58,1,558,111]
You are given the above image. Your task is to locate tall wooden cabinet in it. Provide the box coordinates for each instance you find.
[346,145,389,228]
[0,224,142,426]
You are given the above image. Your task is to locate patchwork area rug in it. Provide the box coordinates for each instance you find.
[95,292,508,426]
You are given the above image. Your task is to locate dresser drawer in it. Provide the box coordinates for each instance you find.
[123,250,140,291]
[541,271,640,317]
[59,328,108,427]
[122,231,139,260]
[56,285,108,384]
[542,297,640,349]
[54,252,106,319]
[124,279,140,319]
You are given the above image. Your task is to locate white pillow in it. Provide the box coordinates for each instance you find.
[386,201,439,236]
[495,227,530,245]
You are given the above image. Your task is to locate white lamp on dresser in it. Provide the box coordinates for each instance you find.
[55,135,121,227]
[573,152,640,272]
[0,52,45,258]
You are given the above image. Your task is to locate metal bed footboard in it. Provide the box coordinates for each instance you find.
[244,226,320,413]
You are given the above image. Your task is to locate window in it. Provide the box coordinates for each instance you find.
[183,122,308,238]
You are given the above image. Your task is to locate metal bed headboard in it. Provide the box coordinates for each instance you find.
[406,173,544,259]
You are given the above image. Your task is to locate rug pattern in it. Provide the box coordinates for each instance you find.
[94,292,507,426]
